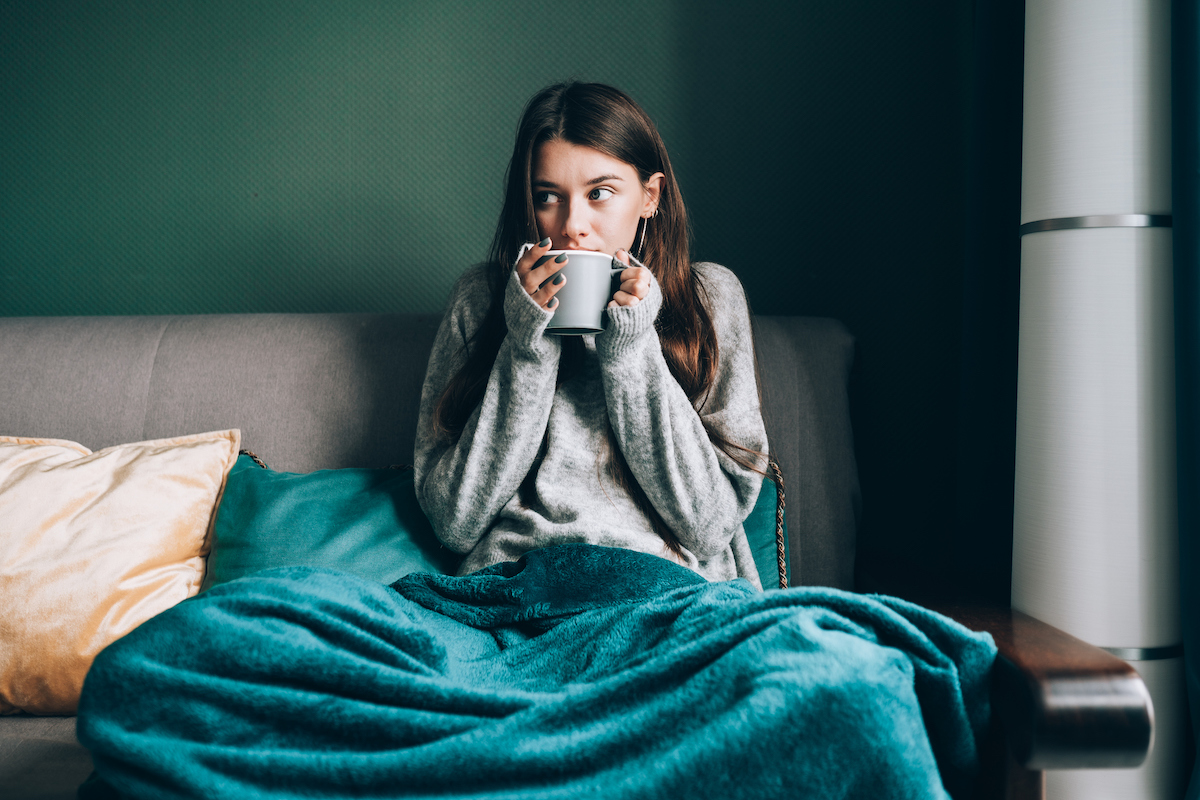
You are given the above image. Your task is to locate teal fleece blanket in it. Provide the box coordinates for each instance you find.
[77,544,996,799]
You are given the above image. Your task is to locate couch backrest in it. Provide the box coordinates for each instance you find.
[0,313,858,589]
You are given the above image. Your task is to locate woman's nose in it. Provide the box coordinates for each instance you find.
[562,201,590,243]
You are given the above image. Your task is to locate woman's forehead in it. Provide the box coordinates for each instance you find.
[532,140,638,185]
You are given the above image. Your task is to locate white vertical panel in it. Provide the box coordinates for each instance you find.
[1012,227,1178,648]
[1016,1,1180,796]
[1021,0,1171,222]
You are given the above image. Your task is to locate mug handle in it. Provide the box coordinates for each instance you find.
[608,265,626,299]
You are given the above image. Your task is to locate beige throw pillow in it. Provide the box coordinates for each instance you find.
[0,430,240,715]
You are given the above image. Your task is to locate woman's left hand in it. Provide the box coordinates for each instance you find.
[608,249,651,308]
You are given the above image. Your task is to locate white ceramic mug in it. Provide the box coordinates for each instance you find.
[543,250,625,335]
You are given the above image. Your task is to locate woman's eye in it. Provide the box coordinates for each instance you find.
[535,191,560,205]
[589,187,614,201]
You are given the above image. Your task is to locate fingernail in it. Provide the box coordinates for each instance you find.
[538,237,551,247]
[553,273,565,285]
[554,254,568,263]
[549,297,559,308]
[534,255,551,267]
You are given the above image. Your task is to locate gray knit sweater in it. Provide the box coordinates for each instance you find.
[413,251,769,587]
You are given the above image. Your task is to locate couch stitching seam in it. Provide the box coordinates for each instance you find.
[141,318,171,441]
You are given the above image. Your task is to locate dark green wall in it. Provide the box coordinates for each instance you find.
[2,1,1017,602]
[1,1,702,313]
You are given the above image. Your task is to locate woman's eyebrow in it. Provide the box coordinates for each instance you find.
[532,175,624,188]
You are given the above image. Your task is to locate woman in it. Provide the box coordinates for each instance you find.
[414,81,771,587]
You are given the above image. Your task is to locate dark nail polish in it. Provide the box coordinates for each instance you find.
[538,237,551,247]
[553,273,565,285]
[549,297,558,309]
[534,255,551,267]
[554,254,568,263]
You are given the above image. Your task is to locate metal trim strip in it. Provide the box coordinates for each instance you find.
[1018,214,1173,237]
[1100,644,1184,661]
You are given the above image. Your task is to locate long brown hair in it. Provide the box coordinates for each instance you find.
[433,82,767,554]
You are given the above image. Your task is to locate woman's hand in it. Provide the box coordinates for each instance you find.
[608,249,651,308]
[517,238,568,310]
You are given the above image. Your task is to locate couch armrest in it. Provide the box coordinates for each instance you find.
[931,604,1153,770]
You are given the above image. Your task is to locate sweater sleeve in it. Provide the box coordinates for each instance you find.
[413,257,562,554]
[594,261,769,560]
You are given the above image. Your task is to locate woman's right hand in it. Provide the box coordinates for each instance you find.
[517,238,568,310]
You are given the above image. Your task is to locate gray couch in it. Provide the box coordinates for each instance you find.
[0,313,1151,799]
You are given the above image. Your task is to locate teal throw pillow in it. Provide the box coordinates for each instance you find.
[206,454,459,589]
[207,455,787,590]
[745,476,790,589]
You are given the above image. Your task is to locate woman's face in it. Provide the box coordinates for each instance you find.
[531,138,663,254]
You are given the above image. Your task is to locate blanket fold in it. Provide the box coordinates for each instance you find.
[392,543,706,632]
[77,544,996,800]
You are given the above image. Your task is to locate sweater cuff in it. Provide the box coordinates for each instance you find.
[597,260,662,357]
[503,244,558,357]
